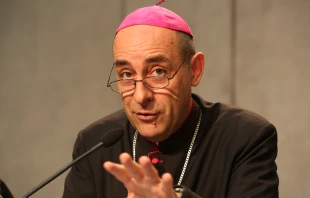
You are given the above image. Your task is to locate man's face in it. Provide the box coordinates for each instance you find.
[113,25,193,142]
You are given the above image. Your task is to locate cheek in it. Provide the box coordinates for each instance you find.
[152,89,179,101]
[121,96,132,111]
[153,79,187,99]
[169,73,192,95]
[157,87,188,103]
[121,91,134,103]
[153,92,181,116]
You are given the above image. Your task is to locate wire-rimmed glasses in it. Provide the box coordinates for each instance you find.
[106,55,189,94]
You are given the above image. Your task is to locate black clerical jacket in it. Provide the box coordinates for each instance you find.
[63,93,279,198]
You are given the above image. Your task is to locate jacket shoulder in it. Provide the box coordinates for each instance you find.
[77,109,128,147]
[209,103,277,146]
[198,97,276,140]
[217,103,272,128]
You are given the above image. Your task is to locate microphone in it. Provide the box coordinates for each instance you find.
[22,128,124,198]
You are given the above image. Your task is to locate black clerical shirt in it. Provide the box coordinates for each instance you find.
[63,93,279,198]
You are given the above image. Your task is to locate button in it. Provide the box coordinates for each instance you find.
[151,157,159,165]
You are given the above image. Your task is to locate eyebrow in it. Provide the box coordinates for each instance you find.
[113,55,170,68]
[144,55,170,64]
[113,59,130,67]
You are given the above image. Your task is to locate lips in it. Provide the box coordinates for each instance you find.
[136,112,159,122]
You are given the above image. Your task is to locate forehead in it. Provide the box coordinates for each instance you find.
[113,25,179,59]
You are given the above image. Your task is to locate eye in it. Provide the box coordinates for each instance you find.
[152,68,166,76]
[120,72,133,79]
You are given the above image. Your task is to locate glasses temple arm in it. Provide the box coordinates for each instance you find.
[169,54,189,79]
[106,64,116,87]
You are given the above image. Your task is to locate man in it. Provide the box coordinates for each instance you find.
[63,5,279,198]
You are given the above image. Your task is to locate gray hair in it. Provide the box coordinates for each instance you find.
[176,31,196,65]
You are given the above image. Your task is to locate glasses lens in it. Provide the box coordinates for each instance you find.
[144,76,169,89]
[110,79,135,93]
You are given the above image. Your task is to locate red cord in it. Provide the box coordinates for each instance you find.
[156,0,165,5]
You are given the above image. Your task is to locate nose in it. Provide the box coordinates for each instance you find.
[133,80,153,107]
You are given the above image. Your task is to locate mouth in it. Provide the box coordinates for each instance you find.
[136,112,159,122]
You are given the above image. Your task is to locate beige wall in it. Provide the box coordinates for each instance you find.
[236,1,310,197]
[0,0,309,197]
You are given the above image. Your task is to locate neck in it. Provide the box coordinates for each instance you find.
[181,97,193,126]
[157,98,200,152]
[137,97,196,143]
[133,99,201,155]
[153,98,193,145]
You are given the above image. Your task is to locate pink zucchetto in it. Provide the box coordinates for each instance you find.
[115,5,193,37]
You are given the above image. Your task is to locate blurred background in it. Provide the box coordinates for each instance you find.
[0,0,309,197]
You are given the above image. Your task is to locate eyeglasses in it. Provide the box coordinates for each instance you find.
[106,55,189,94]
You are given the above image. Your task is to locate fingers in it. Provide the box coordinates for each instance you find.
[119,153,144,181]
[104,153,162,186]
[161,172,174,186]
[103,161,131,183]
[104,152,176,197]
[161,173,175,194]
[139,156,160,183]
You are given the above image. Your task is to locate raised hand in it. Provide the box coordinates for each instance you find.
[103,153,181,198]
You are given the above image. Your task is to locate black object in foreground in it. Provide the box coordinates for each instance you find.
[22,128,124,198]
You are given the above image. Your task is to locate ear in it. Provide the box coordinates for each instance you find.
[190,52,205,87]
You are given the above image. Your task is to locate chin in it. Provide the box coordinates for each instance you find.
[136,124,170,142]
